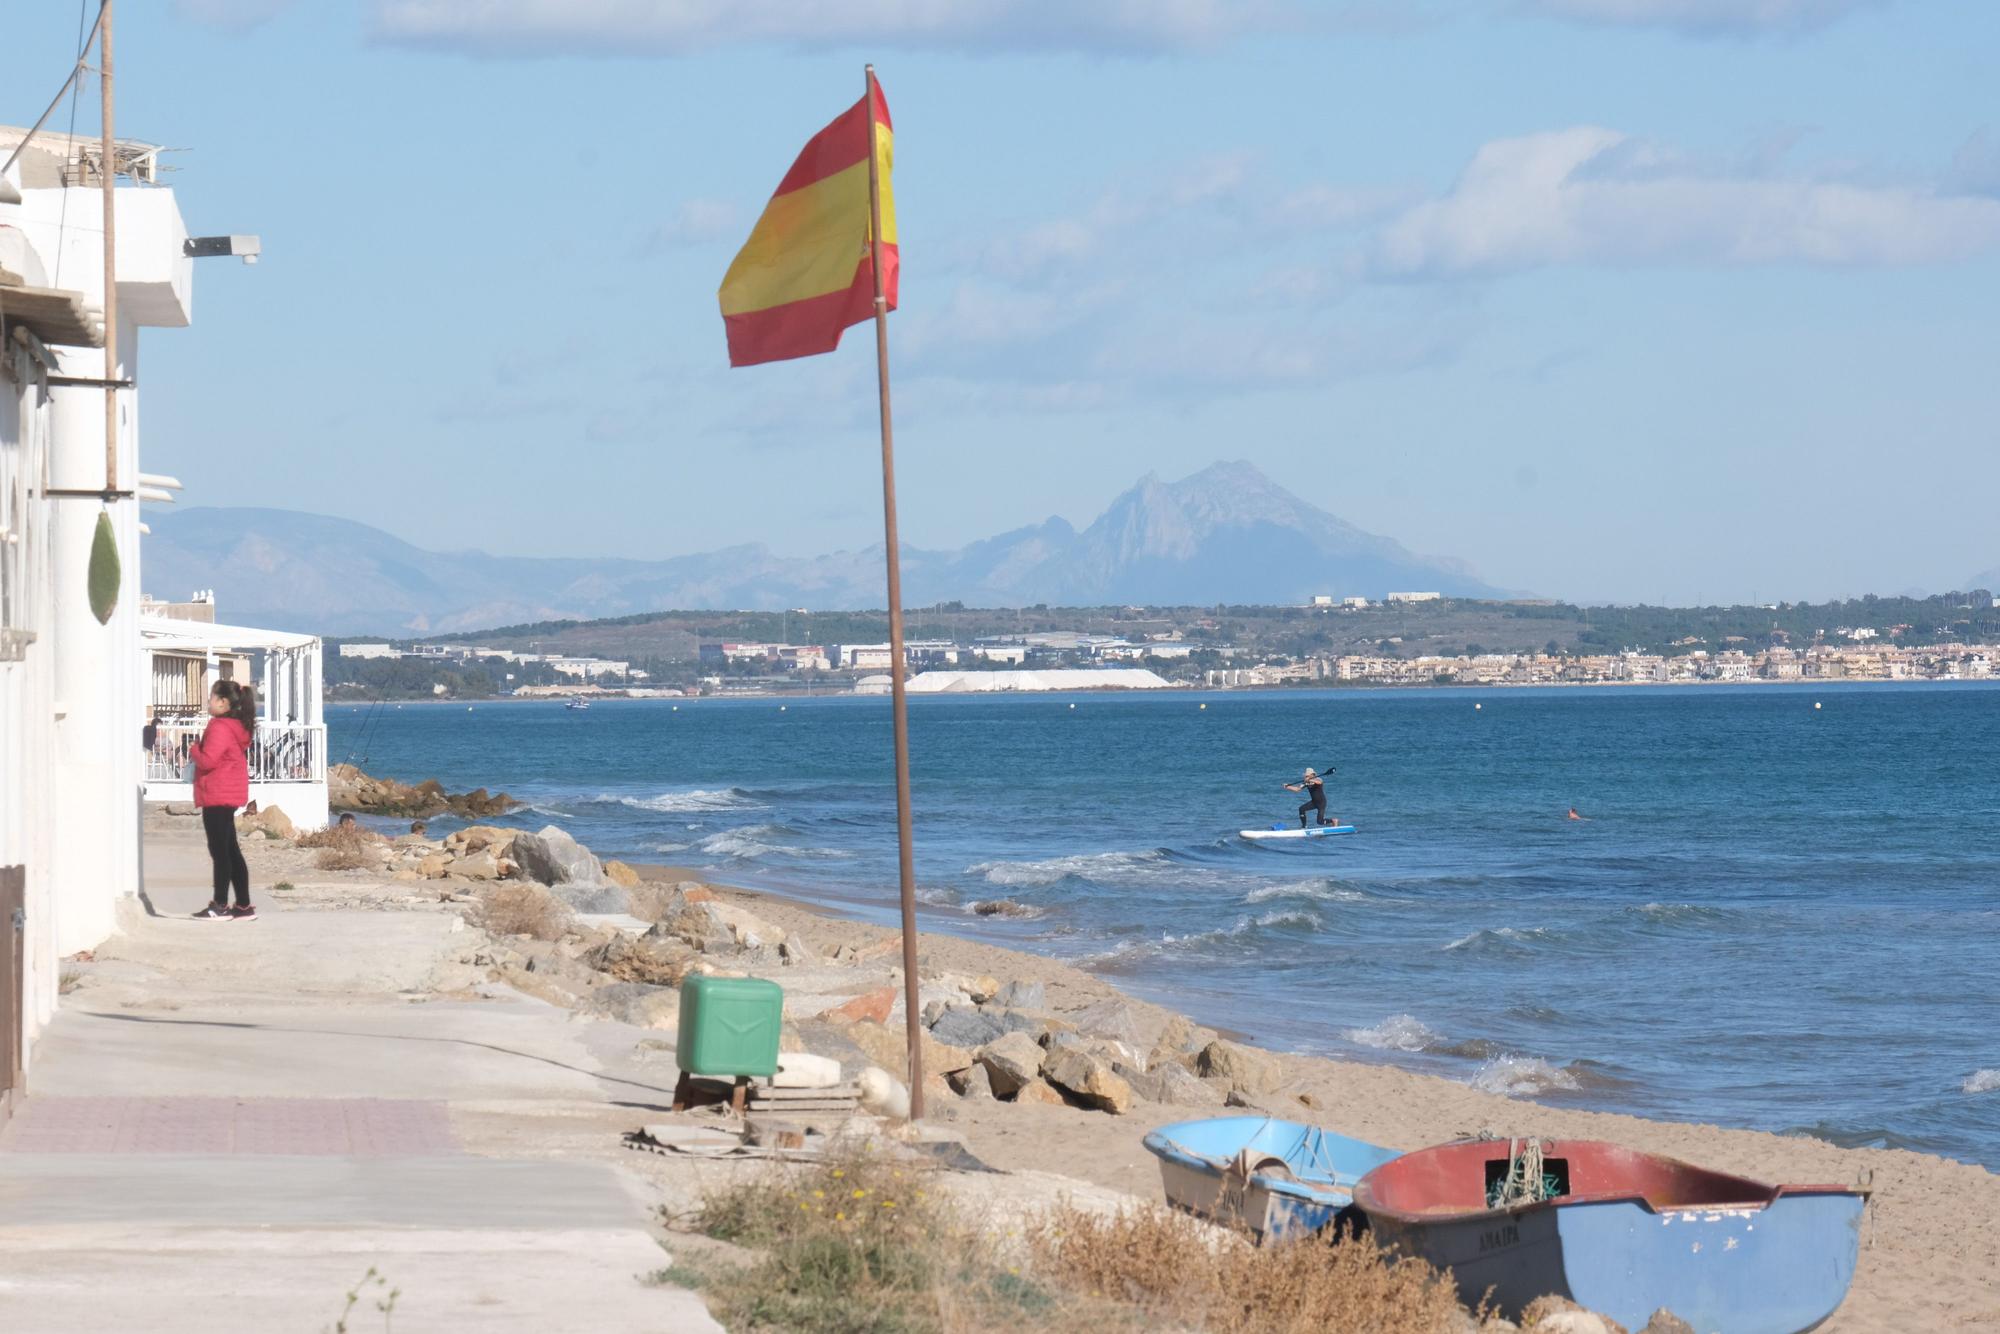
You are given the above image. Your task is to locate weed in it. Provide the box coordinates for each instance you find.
[273,881,296,892]
[58,967,83,995]
[327,1266,399,1333]
[645,1261,710,1291]
[303,825,379,872]
[472,883,572,941]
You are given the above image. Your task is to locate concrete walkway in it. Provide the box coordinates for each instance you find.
[0,830,721,1332]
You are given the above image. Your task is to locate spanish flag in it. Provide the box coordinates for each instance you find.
[719,75,897,367]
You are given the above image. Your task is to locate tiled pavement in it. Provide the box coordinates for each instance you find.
[0,1095,459,1155]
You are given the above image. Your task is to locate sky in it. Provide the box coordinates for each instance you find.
[4,0,1997,605]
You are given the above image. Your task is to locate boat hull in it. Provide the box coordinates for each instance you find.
[1144,1116,1399,1243]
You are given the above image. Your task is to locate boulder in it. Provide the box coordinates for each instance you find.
[447,825,518,856]
[1196,1039,1282,1096]
[1013,1079,1067,1107]
[454,853,500,881]
[947,1063,994,1100]
[977,1030,1046,1098]
[989,979,1046,1011]
[1640,1313,1693,1334]
[236,806,295,841]
[578,981,680,1030]
[820,986,896,1026]
[1044,1048,1134,1114]
[586,933,694,987]
[780,1019,873,1078]
[603,860,642,888]
[550,882,633,915]
[418,854,452,880]
[511,825,608,888]
[835,1019,973,1081]
[1118,1060,1227,1108]
[1067,999,1160,1050]
[928,1005,1009,1050]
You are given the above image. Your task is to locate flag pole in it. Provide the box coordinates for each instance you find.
[864,63,924,1121]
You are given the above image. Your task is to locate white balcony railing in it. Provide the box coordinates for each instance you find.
[146,720,326,786]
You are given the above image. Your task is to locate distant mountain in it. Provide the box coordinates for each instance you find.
[143,461,1509,637]
[1969,567,1999,594]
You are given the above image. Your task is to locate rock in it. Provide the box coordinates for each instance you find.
[977,1030,1047,1098]
[511,825,608,888]
[418,854,452,880]
[821,986,897,1025]
[781,1019,873,1078]
[1118,1060,1227,1108]
[454,853,500,881]
[550,882,632,915]
[578,981,680,1029]
[989,979,1046,1011]
[968,899,1036,918]
[603,860,641,888]
[586,933,694,987]
[1196,1039,1282,1096]
[1224,1088,1279,1112]
[329,764,516,819]
[1013,1079,1067,1107]
[967,975,1001,1004]
[1067,998,1157,1049]
[1044,1048,1133,1114]
[236,806,295,841]
[1640,1313,1693,1334]
[703,901,781,950]
[1521,1296,1625,1334]
[391,869,420,883]
[835,1019,974,1081]
[928,1005,1009,1050]
[778,935,818,965]
[446,825,518,856]
[947,1063,994,1100]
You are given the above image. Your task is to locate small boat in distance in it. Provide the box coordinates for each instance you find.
[1353,1138,1866,1333]
[1143,1115,1400,1242]
[564,697,591,710]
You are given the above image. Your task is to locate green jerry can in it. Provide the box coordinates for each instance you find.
[676,975,783,1078]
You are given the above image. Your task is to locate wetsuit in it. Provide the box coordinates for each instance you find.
[1299,778,1328,828]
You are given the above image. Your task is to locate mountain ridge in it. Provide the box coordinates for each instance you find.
[143,461,1508,636]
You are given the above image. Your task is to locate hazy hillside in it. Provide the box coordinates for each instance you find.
[142,461,1505,636]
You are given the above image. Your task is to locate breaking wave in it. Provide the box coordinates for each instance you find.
[967,849,1177,888]
[1444,926,1559,954]
[694,824,851,861]
[1469,1055,1581,1098]
[1068,908,1323,968]
[1343,1014,1507,1060]
[1964,1070,2000,1095]
[606,787,759,813]
[1244,880,1370,905]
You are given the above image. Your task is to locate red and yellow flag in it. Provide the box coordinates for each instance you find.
[719,75,897,367]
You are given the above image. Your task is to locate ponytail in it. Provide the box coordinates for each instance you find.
[212,679,257,729]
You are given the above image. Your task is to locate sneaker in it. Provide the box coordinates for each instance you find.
[192,904,231,920]
[228,905,258,921]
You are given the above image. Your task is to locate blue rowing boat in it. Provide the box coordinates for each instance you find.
[1142,1116,1401,1242]
[1353,1138,1867,1333]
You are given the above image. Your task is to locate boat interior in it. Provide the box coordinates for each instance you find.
[1361,1139,1803,1216]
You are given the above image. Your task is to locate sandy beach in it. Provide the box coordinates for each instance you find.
[44,801,1982,1331]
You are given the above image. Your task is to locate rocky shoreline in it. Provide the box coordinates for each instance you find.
[205,786,2000,1332]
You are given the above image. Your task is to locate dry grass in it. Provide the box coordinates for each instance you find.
[300,825,380,871]
[663,1155,1484,1334]
[473,882,572,942]
[1027,1205,1473,1334]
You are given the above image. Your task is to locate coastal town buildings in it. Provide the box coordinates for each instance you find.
[1,122,216,1093]
[1203,643,2000,689]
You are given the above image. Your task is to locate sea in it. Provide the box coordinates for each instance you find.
[329,683,2000,1169]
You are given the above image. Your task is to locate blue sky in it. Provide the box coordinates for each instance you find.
[6,0,1997,604]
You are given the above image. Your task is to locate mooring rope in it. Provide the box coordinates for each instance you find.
[1494,1136,1553,1208]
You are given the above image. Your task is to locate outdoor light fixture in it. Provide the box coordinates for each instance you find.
[184,234,260,265]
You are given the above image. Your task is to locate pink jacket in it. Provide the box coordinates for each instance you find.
[190,716,250,808]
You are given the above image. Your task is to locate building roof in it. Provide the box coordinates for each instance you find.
[140,616,318,653]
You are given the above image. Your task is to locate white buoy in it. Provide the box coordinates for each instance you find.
[672,705,679,711]
[1475,703,1483,711]
[1069,702,1077,710]
[1199,702,1207,710]
[1814,701,1822,710]
[780,705,787,712]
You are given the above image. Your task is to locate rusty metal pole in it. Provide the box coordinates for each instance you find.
[864,63,923,1121]
[99,0,118,493]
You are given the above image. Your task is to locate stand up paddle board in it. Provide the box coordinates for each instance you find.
[1240,824,1357,841]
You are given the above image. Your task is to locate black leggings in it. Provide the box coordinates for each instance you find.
[1299,795,1328,827]
[201,806,250,907]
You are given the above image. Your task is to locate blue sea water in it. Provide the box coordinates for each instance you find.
[330,684,2000,1168]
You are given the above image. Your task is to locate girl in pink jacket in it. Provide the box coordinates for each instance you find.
[190,680,257,920]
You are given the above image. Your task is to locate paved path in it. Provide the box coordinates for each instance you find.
[0,829,720,1333]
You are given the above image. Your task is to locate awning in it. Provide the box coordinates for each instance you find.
[140,616,318,653]
[0,282,105,348]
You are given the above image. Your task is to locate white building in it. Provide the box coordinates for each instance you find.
[338,642,398,659]
[1387,591,1443,604]
[1342,597,1370,609]
[141,617,328,829]
[548,656,628,679]
[2,120,228,1095]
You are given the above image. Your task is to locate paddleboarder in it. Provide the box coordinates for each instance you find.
[1285,767,1333,828]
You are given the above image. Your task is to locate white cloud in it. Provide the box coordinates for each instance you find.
[1524,0,1887,36]
[1372,127,2000,277]
[370,0,1290,57]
